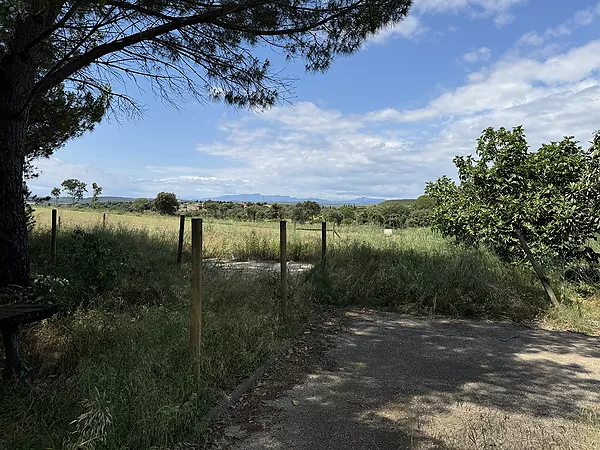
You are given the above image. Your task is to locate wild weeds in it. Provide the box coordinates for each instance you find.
[1,209,598,448]
[309,240,547,320]
[2,220,314,449]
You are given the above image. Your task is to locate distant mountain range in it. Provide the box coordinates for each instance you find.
[204,193,385,205]
[49,194,386,205]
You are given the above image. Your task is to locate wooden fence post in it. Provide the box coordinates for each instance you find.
[102,213,106,227]
[177,215,185,266]
[51,209,57,264]
[515,230,559,308]
[322,221,327,261]
[190,218,203,379]
[280,220,288,322]
[58,216,61,229]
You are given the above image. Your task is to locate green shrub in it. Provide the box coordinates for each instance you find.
[427,127,600,264]
[155,192,178,215]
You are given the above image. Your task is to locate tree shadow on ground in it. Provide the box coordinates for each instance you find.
[226,311,600,450]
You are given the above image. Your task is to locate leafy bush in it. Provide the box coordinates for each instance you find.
[325,209,344,226]
[426,127,600,264]
[130,197,154,213]
[384,213,406,229]
[292,200,322,223]
[406,208,431,228]
[29,225,184,310]
[406,195,434,227]
[154,192,178,215]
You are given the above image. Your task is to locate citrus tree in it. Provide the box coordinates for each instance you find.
[426,127,600,264]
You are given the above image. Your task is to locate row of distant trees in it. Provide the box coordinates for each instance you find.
[55,190,434,228]
[181,197,434,227]
[50,179,103,205]
[325,197,433,228]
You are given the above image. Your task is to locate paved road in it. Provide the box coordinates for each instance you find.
[222,311,600,450]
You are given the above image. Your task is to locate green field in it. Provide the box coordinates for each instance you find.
[1,207,599,449]
[32,206,435,261]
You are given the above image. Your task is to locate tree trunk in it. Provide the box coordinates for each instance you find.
[0,34,39,290]
[0,79,34,290]
[0,117,29,289]
[0,1,62,290]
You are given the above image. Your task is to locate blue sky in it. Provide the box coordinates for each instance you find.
[32,0,600,200]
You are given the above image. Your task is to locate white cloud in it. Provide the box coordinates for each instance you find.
[415,0,525,14]
[360,36,600,182]
[370,0,527,44]
[516,31,544,47]
[368,40,600,122]
[413,84,600,175]
[517,1,600,48]
[414,0,527,25]
[463,47,491,63]
[260,102,362,134]
[369,15,424,43]
[574,5,598,25]
[194,103,427,198]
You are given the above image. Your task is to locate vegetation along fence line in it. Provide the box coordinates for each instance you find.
[51,209,57,265]
[48,210,332,265]
[47,211,325,378]
[177,214,185,267]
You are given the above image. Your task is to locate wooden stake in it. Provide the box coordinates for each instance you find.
[51,209,57,264]
[515,230,559,307]
[190,218,203,378]
[102,212,106,227]
[177,215,185,266]
[280,220,288,322]
[322,221,327,261]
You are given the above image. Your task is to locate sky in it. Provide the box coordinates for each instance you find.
[31,0,600,201]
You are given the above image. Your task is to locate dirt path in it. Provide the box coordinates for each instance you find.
[204,258,313,273]
[214,310,600,450]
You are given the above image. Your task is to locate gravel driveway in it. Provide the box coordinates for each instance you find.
[218,310,600,450]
